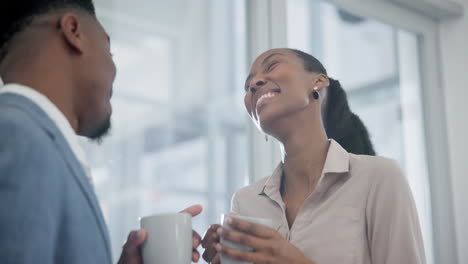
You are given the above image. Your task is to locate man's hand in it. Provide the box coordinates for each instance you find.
[182,204,203,262]
[117,230,147,264]
[117,204,203,264]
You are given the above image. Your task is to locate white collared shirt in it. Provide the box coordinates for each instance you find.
[0,83,92,183]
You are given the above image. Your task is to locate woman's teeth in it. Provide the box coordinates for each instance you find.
[256,92,277,108]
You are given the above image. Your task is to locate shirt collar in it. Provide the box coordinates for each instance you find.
[258,139,350,195]
[0,83,89,168]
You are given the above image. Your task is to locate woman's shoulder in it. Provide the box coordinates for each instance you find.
[350,153,400,168]
[348,153,405,185]
[233,176,270,199]
[230,176,270,214]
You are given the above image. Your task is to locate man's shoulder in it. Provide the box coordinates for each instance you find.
[0,100,53,142]
[0,102,60,173]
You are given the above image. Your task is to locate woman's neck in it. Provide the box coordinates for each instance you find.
[280,123,329,197]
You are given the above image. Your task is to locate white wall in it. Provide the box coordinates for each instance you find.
[440,0,468,261]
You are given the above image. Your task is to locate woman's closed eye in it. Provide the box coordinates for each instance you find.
[266,61,279,72]
[243,61,279,92]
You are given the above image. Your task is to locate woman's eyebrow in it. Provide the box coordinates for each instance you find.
[245,53,285,88]
[261,53,285,66]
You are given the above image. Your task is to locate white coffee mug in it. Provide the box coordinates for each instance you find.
[220,214,273,264]
[140,213,192,264]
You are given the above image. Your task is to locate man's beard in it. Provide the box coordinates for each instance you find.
[89,117,111,144]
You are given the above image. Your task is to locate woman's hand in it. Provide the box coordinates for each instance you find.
[201,224,221,263]
[215,217,315,264]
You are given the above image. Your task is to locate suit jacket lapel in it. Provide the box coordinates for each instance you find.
[53,139,113,260]
[0,94,113,261]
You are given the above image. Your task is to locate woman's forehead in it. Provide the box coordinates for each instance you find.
[256,49,289,60]
[249,49,302,72]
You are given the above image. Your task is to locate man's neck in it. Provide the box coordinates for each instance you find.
[3,69,79,133]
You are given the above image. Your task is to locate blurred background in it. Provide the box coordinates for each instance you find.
[82,0,249,262]
[72,0,467,263]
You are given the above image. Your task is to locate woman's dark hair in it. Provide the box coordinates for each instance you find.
[289,49,376,155]
[0,0,96,63]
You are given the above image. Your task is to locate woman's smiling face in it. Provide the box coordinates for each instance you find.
[244,49,320,132]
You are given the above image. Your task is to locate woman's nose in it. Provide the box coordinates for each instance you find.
[249,80,266,93]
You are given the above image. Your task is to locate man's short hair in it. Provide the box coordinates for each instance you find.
[0,0,96,62]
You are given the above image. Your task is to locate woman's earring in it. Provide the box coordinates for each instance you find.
[312,87,320,100]
[265,135,269,142]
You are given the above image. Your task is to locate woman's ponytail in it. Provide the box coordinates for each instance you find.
[289,48,376,155]
[324,78,376,155]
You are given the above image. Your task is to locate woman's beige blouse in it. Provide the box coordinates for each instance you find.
[231,140,426,264]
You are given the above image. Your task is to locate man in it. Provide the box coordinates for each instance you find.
[0,0,202,263]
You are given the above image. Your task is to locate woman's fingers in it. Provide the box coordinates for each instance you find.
[202,224,220,248]
[215,243,265,263]
[202,225,221,262]
[226,217,276,239]
[217,227,265,250]
[202,232,220,261]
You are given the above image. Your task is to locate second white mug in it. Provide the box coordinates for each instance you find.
[220,214,273,264]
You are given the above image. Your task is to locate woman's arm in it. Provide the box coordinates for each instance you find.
[366,159,426,264]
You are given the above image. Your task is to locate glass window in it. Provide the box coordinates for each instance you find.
[287,0,434,263]
[81,0,248,261]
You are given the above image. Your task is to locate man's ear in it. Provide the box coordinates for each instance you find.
[58,13,86,54]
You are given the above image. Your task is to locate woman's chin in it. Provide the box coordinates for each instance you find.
[258,112,277,133]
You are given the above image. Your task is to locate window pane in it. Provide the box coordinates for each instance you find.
[287,1,434,263]
[82,0,248,261]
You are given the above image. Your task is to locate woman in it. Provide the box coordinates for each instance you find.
[201,48,425,264]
